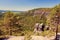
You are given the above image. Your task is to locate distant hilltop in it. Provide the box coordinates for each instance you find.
[0,10,24,13]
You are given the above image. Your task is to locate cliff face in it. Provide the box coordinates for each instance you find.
[26,8,52,18]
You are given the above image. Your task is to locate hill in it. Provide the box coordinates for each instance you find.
[0,4,60,37]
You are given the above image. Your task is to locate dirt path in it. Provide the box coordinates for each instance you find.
[31,36,55,40]
[7,36,55,40]
[7,36,24,40]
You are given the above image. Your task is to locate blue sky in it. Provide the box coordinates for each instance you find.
[0,0,60,11]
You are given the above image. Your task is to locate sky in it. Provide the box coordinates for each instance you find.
[0,0,60,11]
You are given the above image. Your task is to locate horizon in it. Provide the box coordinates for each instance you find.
[0,0,60,11]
